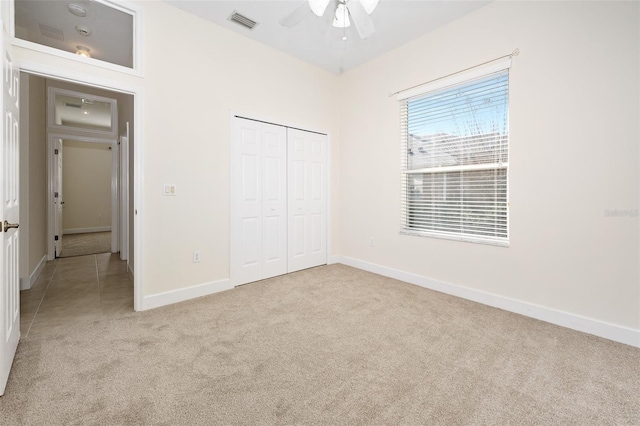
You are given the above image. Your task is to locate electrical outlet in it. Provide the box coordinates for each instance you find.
[193,251,201,263]
[370,237,375,247]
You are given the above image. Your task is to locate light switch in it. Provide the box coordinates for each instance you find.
[163,184,177,196]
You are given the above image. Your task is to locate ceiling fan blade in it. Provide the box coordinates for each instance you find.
[279,2,312,28]
[348,0,375,39]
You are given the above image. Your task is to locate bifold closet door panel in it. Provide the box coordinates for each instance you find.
[261,123,287,280]
[231,118,263,285]
[231,118,287,286]
[288,128,327,273]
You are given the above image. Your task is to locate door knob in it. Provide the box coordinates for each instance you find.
[3,220,19,232]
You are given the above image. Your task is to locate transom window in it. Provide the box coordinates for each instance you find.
[399,65,510,246]
[13,0,141,73]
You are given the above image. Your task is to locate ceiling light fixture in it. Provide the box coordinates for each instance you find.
[75,45,91,58]
[67,3,87,17]
[333,2,350,28]
[281,0,377,39]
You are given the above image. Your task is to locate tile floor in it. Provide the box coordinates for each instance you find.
[20,253,134,339]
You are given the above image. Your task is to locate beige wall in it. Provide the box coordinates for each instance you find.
[61,141,112,232]
[140,3,339,294]
[19,74,29,280]
[14,1,340,297]
[20,74,48,277]
[337,1,639,330]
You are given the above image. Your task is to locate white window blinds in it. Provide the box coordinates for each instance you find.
[399,66,510,246]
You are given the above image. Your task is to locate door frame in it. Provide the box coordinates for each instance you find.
[46,134,119,259]
[229,111,332,287]
[120,123,129,262]
[18,61,144,311]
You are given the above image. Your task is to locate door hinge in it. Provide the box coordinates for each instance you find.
[54,149,59,155]
[54,235,59,241]
[54,192,58,198]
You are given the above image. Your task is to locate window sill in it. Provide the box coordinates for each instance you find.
[399,229,510,247]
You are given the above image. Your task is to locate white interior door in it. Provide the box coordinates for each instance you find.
[231,117,287,286]
[231,118,262,285]
[0,22,20,396]
[53,138,63,257]
[260,123,287,280]
[287,129,327,273]
[120,123,129,261]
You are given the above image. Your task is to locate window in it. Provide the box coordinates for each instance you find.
[48,87,118,136]
[13,0,141,73]
[399,62,510,246]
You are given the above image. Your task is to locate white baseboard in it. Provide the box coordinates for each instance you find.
[63,226,112,235]
[328,255,340,265]
[20,254,48,291]
[334,255,640,348]
[142,278,233,311]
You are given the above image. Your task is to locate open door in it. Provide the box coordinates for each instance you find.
[0,17,21,396]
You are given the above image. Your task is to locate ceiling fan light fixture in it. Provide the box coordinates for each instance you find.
[308,0,330,17]
[332,3,350,28]
[359,0,380,15]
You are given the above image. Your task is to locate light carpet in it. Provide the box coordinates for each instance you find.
[1,265,638,424]
[59,232,112,258]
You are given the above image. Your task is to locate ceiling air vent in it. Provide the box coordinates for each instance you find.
[38,23,64,41]
[228,11,258,30]
[63,102,82,109]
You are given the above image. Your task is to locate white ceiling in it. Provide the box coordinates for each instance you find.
[166,1,491,73]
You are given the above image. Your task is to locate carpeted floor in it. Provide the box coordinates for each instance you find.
[1,265,639,424]
[59,232,112,258]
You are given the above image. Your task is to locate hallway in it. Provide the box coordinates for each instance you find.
[59,232,112,258]
[20,253,133,339]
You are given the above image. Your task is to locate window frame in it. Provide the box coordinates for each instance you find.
[47,86,119,136]
[9,0,144,76]
[397,58,512,247]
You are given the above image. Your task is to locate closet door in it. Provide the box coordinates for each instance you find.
[231,118,262,285]
[288,129,327,273]
[231,117,287,286]
[260,123,287,280]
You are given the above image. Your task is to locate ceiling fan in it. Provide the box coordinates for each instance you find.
[279,0,379,40]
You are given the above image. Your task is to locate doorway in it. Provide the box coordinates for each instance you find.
[45,85,122,260]
[18,71,138,336]
[50,137,117,258]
